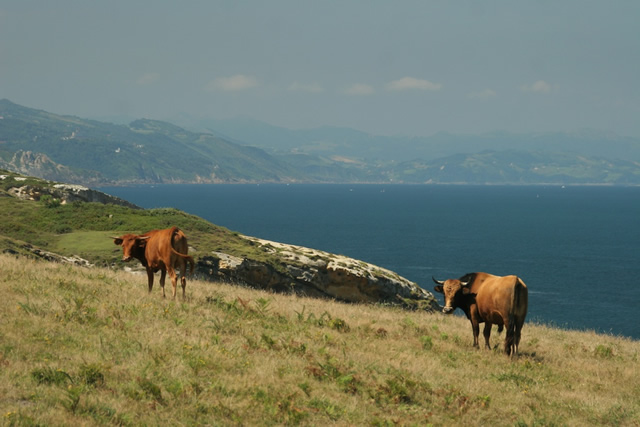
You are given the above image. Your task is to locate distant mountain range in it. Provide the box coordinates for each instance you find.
[2,99,640,185]
[179,116,640,163]
[0,99,302,185]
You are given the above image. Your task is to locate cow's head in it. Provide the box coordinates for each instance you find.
[111,234,149,262]
[432,277,472,314]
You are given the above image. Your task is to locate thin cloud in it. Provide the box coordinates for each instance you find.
[521,80,551,93]
[468,89,497,99]
[345,83,375,95]
[136,72,160,85]
[288,82,324,93]
[387,77,442,91]
[206,74,259,92]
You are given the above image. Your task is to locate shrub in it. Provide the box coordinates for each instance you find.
[138,378,164,404]
[40,195,61,208]
[329,318,350,332]
[594,344,614,359]
[420,335,433,350]
[31,367,72,386]
[79,363,105,387]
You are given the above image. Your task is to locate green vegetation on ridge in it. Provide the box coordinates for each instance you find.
[0,170,282,269]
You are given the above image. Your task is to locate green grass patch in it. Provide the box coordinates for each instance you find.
[0,186,289,270]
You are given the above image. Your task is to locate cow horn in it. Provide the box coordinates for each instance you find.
[460,280,471,287]
[138,236,150,240]
[109,236,120,239]
[432,277,445,285]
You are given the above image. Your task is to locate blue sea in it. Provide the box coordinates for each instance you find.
[99,184,640,340]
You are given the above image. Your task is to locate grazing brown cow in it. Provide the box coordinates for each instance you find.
[432,272,528,356]
[112,226,195,299]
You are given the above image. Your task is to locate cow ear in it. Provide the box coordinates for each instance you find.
[434,285,444,294]
[113,238,123,245]
[136,237,148,247]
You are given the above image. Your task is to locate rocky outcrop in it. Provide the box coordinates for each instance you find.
[2,173,140,209]
[50,184,140,208]
[196,237,440,312]
[2,240,94,267]
[0,150,105,185]
[9,243,95,267]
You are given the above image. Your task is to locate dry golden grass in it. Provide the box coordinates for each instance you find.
[1,253,638,426]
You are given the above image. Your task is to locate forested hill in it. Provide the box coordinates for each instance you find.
[0,99,303,185]
[2,99,640,185]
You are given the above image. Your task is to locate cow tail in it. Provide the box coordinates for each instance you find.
[505,278,518,354]
[506,277,527,355]
[170,247,195,276]
[170,228,195,276]
[187,254,195,276]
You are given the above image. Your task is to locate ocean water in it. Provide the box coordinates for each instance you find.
[99,184,640,340]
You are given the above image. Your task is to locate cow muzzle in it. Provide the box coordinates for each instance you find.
[442,306,454,314]
[122,256,132,262]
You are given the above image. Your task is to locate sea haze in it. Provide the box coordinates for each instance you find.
[100,184,640,340]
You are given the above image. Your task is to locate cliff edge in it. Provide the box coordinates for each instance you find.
[196,237,440,312]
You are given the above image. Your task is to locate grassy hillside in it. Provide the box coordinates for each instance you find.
[1,254,638,425]
[0,169,283,270]
[0,193,242,266]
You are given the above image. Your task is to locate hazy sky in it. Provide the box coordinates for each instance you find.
[1,1,639,137]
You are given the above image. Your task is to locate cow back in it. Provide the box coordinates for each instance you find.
[472,273,524,326]
[139,227,186,269]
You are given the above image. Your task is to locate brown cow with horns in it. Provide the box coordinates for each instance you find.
[112,226,195,299]
[433,272,528,356]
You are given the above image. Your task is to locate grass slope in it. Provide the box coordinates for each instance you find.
[0,184,277,269]
[1,254,638,426]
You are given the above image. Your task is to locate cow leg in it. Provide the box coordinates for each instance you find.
[159,270,167,298]
[505,333,513,356]
[178,259,187,300]
[471,321,480,348]
[483,323,492,350]
[168,267,178,299]
[513,320,524,356]
[146,268,154,293]
[504,320,515,356]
